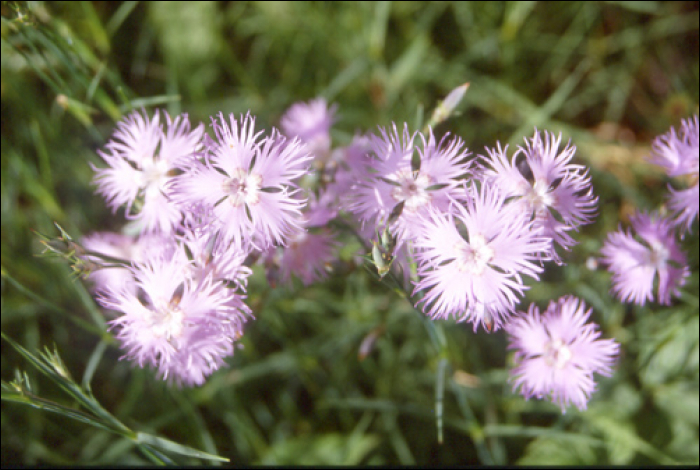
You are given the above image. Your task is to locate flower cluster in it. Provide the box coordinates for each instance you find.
[649,115,699,233]
[343,125,597,332]
[601,211,689,306]
[600,115,697,306]
[88,109,311,385]
[85,91,679,414]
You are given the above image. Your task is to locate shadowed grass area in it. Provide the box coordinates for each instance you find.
[2,1,698,465]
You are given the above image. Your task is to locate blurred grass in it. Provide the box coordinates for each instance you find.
[1,0,698,465]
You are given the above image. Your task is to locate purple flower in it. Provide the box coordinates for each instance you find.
[325,133,373,210]
[172,112,311,249]
[600,211,689,306]
[81,231,170,294]
[507,296,619,413]
[176,223,253,292]
[280,98,337,161]
[481,130,597,263]
[92,110,204,234]
[272,228,338,286]
[412,184,550,331]
[263,189,339,286]
[347,123,472,246]
[97,250,249,386]
[649,115,699,232]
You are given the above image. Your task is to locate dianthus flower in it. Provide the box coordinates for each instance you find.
[81,231,170,295]
[507,296,619,413]
[412,184,550,331]
[263,189,339,286]
[649,115,699,233]
[97,250,249,386]
[481,130,597,263]
[92,109,204,234]
[280,97,337,162]
[600,211,689,306]
[172,112,311,249]
[325,133,373,209]
[347,123,472,246]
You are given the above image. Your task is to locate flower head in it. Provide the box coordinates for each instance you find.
[172,112,311,249]
[280,98,337,161]
[347,123,472,246]
[600,211,689,306]
[507,296,619,412]
[649,115,699,232]
[97,250,249,386]
[81,231,171,294]
[412,184,550,331]
[481,130,597,263]
[262,189,339,286]
[92,109,204,234]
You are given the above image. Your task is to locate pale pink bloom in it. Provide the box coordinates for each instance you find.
[326,134,373,211]
[97,251,249,386]
[176,226,253,293]
[280,98,337,161]
[266,189,339,286]
[507,296,619,412]
[347,123,472,246]
[81,231,170,294]
[649,115,699,233]
[92,109,204,234]
[600,211,689,306]
[482,130,597,263]
[172,112,311,249]
[412,185,550,331]
[276,228,337,286]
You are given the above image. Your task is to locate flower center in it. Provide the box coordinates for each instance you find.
[524,179,554,213]
[140,158,170,192]
[544,338,572,369]
[390,169,432,212]
[456,233,495,276]
[148,298,185,342]
[222,169,262,207]
[646,240,670,270]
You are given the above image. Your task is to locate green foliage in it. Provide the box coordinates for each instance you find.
[2,0,698,465]
[1,333,228,464]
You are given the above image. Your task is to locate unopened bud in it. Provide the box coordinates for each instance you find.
[358,326,385,361]
[428,82,470,128]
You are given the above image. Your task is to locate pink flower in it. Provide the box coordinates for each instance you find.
[81,231,170,294]
[507,296,619,413]
[347,123,472,247]
[481,130,597,263]
[97,250,249,386]
[263,189,339,286]
[600,211,689,306]
[92,110,204,234]
[280,98,337,161]
[412,184,550,331]
[649,115,699,233]
[275,228,338,286]
[172,112,311,249]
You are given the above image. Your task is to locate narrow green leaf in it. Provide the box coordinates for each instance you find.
[106,1,140,37]
[2,388,119,435]
[121,94,181,112]
[82,339,108,391]
[136,432,230,463]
